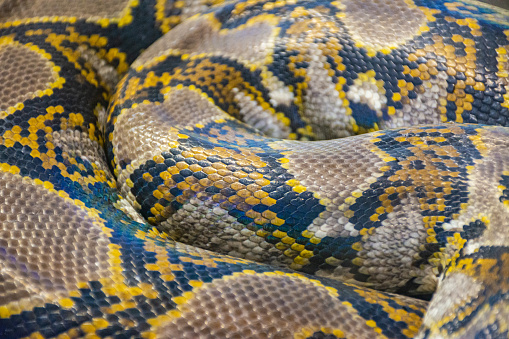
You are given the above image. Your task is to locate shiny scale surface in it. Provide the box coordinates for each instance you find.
[0,0,508,338]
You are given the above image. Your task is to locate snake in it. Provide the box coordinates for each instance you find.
[0,0,508,338]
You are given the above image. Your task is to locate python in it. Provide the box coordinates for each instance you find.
[0,0,508,338]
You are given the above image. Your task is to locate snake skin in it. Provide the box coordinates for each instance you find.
[0,0,508,338]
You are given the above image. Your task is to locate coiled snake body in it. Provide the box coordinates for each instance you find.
[0,0,508,338]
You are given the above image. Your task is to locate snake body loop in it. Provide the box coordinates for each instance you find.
[0,0,508,338]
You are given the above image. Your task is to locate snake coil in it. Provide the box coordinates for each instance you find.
[0,0,508,338]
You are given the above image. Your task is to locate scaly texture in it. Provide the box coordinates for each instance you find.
[0,0,508,338]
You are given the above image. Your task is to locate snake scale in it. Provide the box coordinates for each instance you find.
[0,0,508,338]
